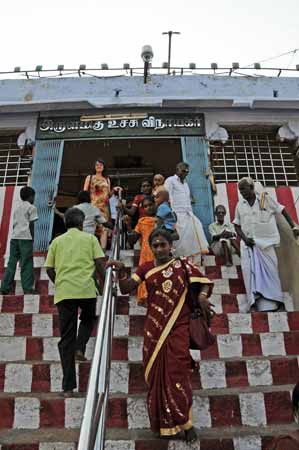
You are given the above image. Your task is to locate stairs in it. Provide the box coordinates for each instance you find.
[0,253,298,450]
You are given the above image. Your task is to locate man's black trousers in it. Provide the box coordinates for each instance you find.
[56,298,96,391]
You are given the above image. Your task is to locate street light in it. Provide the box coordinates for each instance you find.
[162,31,181,74]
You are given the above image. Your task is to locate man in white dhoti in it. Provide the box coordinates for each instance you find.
[233,177,299,312]
[164,162,209,266]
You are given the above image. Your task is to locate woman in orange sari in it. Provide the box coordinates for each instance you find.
[84,159,111,250]
[124,196,156,305]
[109,228,213,442]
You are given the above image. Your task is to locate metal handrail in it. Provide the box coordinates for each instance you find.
[77,206,123,450]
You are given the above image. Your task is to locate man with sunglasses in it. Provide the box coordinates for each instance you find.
[164,162,209,266]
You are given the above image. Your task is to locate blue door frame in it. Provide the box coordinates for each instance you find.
[181,136,214,240]
[31,140,64,252]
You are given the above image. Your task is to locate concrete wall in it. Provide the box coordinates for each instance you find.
[0,74,299,112]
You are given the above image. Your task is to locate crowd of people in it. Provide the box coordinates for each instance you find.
[1,157,299,446]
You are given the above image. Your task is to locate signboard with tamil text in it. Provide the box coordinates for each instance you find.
[36,113,205,139]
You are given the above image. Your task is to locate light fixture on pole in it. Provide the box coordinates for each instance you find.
[57,65,64,76]
[141,45,154,84]
[162,31,181,75]
[78,64,86,76]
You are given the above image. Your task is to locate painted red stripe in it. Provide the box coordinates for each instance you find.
[0,186,15,256]
[275,186,299,222]
[226,182,239,221]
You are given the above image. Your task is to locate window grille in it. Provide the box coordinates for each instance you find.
[210,130,298,186]
[0,135,31,186]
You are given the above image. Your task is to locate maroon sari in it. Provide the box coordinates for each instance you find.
[132,257,213,436]
[268,431,299,450]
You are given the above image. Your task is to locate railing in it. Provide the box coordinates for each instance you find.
[77,205,123,450]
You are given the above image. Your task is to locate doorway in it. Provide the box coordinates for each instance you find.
[31,136,214,250]
[56,137,182,207]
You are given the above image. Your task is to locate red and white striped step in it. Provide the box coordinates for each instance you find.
[0,388,294,431]
[0,310,298,337]
[0,357,298,394]
[0,247,296,449]
[1,327,299,362]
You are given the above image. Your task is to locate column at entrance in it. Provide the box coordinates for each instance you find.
[31,140,64,252]
[181,136,214,239]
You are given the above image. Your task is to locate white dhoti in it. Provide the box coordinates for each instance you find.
[173,211,209,266]
[210,238,236,256]
[241,242,283,312]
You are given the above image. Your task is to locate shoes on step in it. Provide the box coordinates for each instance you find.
[63,390,74,397]
[0,290,10,295]
[75,350,87,362]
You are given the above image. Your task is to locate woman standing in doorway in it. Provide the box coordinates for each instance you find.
[84,159,111,250]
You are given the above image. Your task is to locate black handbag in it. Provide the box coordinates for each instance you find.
[180,258,215,351]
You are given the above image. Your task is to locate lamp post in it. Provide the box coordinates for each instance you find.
[162,31,181,74]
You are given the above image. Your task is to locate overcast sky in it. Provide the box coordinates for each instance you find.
[1,0,299,75]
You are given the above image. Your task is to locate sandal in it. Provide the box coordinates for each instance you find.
[185,427,198,443]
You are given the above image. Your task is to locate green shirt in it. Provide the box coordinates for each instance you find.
[45,228,105,304]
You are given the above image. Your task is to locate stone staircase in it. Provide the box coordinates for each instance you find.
[0,252,298,450]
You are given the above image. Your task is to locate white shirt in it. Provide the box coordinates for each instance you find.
[164,175,192,213]
[109,195,119,220]
[75,202,106,234]
[12,200,38,240]
[233,193,284,248]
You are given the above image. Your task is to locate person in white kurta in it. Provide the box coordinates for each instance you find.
[164,162,209,266]
[233,177,299,312]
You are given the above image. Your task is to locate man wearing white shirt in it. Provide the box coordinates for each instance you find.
[234,177,299,312]
[164,162,209,266]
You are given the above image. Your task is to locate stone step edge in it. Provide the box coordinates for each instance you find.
[108,383,295,398]
[0,423,297,444]
[0,383,293,399]
[0,427,78,444]
[5,353,299,364]
[106,423,299,440]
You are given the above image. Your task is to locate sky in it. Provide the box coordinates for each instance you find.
[1,0,299,76]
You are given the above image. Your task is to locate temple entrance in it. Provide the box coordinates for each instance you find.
[56,137,182,208]
[32,121,214,250]
[50,137,183,239]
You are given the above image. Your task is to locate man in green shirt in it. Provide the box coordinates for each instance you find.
[45,207,106,394]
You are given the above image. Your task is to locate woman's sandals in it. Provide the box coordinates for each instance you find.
[185,427,198,443]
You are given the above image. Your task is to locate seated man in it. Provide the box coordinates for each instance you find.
[209,205,239,266]
[234,177,299,312]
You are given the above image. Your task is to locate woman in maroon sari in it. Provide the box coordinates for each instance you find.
[109,228,213,442]
[268,383,299,450]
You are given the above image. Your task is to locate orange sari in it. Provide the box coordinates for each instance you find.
[134,216,156,304]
